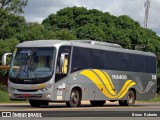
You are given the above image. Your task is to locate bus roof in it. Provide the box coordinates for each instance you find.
[16,40,156,57]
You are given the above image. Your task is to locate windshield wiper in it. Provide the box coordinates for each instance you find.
[27,52,40,81]
[28,63,39,81]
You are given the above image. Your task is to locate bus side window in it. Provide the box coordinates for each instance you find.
[55,46,71,82]
[90,49,104,69]
[71,47,90,73]
[104,51,119,70]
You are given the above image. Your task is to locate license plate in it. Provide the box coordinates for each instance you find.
[22,94,31,98]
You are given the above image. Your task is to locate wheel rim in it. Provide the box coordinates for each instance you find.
[128,91,134,104]
[71,91,79,105]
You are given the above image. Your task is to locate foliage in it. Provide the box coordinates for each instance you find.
[42,7,158,49]
[76,24,105,41]
[53,29,77,40]
[0,38,19,64]
[0,0,28,14]
[0,8,26,39]
[14,22,56,42]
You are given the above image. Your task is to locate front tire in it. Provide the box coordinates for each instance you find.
[119,90,135,106]
[66,89,81,107]
[90,100,106,106]
[29,100,49,107]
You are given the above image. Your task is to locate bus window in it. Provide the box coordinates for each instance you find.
[71,47,90,72]
[90,49,104,69]
[145,56,156,73]
[132,54,145,72]
[119,53,132,71]
[55,46,71,82]
[104,51,119,70]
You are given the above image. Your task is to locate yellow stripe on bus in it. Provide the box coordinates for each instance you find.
[80,69,136,99]
[93,69,116,95]
[103,72,115,92]
[118,82,136,98]
[80,70,115,98]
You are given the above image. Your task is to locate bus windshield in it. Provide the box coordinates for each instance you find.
[9,47,55,80]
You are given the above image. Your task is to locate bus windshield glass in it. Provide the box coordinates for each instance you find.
[9,47,55,80]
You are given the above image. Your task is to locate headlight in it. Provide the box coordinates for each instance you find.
[8,85,15,91]
[40,84,52,92]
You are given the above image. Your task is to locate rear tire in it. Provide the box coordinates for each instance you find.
[66,89,81,107]
[119,90,135,106]
[90,100,106,106]
[29,100,49,107]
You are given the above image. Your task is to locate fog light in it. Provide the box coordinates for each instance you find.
[46,94,51,98]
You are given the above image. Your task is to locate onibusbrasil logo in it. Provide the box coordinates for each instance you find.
[1,112,42,118]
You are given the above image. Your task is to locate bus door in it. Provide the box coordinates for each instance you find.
[54,46,71,101]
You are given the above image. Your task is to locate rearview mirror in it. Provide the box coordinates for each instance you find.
[2,53,12,65]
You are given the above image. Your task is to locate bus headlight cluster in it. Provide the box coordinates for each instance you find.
[40,84,52,92]
[8,85,15,91]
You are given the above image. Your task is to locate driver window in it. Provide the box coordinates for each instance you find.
[55,46,71,82]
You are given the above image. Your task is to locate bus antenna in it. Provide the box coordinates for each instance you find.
[144,0,151,28]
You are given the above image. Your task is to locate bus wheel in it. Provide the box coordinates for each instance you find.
[119,90,135,106]
[90,100,106,106]
[66,89,81,107]
[29,100,49,107]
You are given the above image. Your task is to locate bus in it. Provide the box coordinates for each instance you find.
[6,40,157,107]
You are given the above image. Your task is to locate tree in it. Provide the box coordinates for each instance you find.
[0,0,28,14]
[76,24,106,41]
[115,15,140,29]
[0,38,19,62]
[14,22,56,42]
[54,29,77,40]
[0,9,26,39]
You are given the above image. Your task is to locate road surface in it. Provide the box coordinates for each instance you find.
[0,101,160,119]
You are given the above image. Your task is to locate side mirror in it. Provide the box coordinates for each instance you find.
[2,53,12,65]
[60,53,69,74]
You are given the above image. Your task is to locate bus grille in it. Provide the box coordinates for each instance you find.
[13,94,42,98]
[17,89,38,92]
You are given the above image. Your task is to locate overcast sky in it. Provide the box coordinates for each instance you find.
[23,0,160,36]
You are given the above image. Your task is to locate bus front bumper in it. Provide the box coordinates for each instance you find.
[8,90,53,101]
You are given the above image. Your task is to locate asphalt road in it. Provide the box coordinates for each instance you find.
[0,101,160,119]
[0,101,160,111]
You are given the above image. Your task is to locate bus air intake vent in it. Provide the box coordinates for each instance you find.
[17,89,38,92]
[13,94,42,98]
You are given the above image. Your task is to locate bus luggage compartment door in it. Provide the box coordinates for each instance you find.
[88,84,96,100]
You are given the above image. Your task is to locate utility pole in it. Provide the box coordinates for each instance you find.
[144,0,150,28]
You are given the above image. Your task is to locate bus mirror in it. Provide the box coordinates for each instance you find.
[60,53,69,74]
[2,53,12,65]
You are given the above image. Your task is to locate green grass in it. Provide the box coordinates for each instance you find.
[0,90,11,103]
